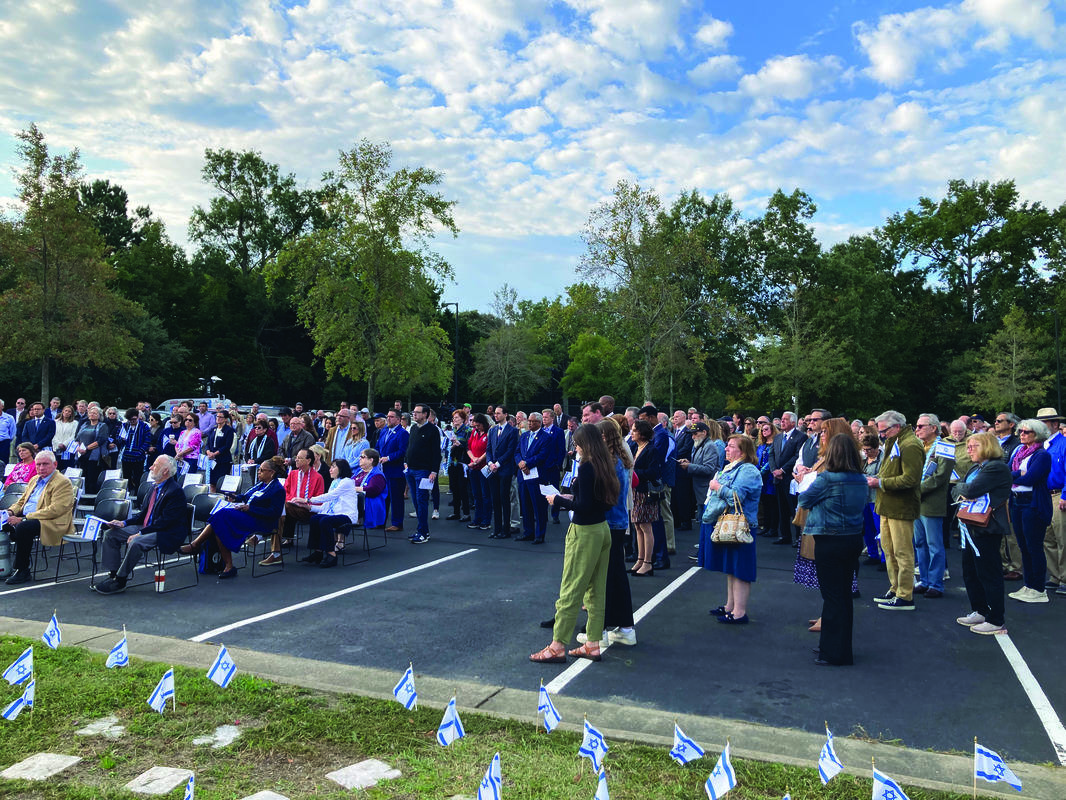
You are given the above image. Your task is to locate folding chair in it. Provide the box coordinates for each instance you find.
[190,493,222,537]
[241,516,285,577]
[183,484,209,504]
[57,498,131,584]
[0,483,26,510]
[182,471,205,488]
[127,505,198,593]
[79,477,127,513]
[76,487,127,520]
[238,464,258,494]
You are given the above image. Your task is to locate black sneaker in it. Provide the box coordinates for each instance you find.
[94,577,128,595]
[466,523,481,529]
[873,591,896,604]
[411,533,430,544]
[878,597,914,611]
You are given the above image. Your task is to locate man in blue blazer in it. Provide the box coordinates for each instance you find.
[541,409,567,524]
[486,405,518,538]
[376,409,410,531]
[95,455,189,594]
[772,411,807,544]
[23,402,55,452]
[515,412,550,543]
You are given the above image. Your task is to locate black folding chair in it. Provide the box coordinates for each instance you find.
[56,498,131,584]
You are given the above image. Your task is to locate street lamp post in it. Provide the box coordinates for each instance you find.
[441,301,459,407]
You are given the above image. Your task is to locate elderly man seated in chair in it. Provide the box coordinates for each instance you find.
[94,455,188,595]
[3,450,75,585]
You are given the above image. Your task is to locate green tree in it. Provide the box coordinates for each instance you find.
[271,139,457,409]
[962,306,1053,414]
[470,286,550,406]
[0,124,142,400]
[560,332,628,400]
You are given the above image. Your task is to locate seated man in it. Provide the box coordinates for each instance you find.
[266,448,324,566]
[3,451,75,585]
[279,416,316,467]
[94,455,188,595]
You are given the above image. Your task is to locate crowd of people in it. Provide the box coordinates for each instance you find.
[3,394,1063,669]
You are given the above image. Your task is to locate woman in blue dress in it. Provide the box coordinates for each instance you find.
[181,456,286,579]
[699,434,763,624]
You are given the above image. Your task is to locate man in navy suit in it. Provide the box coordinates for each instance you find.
[377,409,410,531]
[772,411,807,545]
[540,409,567,525]
[515,412,550,543]
[94,455,189,594]
[486,405,518,538]
[23,402,55,453]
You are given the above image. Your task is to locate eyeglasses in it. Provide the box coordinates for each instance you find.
[915,423,934,429]
[1019,429,1034,435]
[185,418,195,422]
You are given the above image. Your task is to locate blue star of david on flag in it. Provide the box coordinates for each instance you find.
[872,767,910,800]
[393,665,417,710]
[974,742,1021,791]
[476,752,501,800]
[538,684,561,733]
[436,696,466,746]
[42,613,61,650]
[579,719,609,772]
[3,646,32,686]
[106,635,129,669]
[818,725,844,784]
[704,742,736,799]
[207,644,237,688]
[670,723,705,766]
[147,668,175,714]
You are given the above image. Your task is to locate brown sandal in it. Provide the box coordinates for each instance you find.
[529,645,567,664]
[568,642,602,662]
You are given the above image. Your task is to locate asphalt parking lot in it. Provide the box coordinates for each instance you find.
[3,505,1066,772]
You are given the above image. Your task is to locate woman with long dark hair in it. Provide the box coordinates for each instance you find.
[797,433,868,665]
[531,423,620,663]
[629,419,662,577]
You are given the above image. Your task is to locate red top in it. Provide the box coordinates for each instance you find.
[468,430,488,462]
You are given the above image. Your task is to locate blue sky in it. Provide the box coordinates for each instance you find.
[1,0,1063,313]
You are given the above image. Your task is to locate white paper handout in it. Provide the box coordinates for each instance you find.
[524,467,539,481]
[418,477,435,490]
[796,472,818,493]
[539,484,559,497]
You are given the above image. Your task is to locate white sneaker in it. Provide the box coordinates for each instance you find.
[576,630,608,646]
[944,569,950,580]
[1008,587,1029,601]
[608,628,637,646]
[409,511,417,518]
[432,510,440,520]
[1017,587,1049,604]
[971,621,1005,635]
[956,612,985,627]
[913,566,920,577]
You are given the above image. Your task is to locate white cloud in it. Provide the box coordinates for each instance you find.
[570,0,685,56]
[963,0,1056,49]
[739,54,842,101]
[694,17,733,50]
[505,106,552,134]
[688,55,742,85]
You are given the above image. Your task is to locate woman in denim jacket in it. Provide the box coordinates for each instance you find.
[798,433,868,666]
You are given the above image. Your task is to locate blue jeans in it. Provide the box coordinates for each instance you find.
[469,469,491,526]
[913,515,945,591]
[405,469,432,536]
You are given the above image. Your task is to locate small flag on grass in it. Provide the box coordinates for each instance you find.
[476,752,501,800]
[704,742,736,799]
[579,718,608,772]
[670,722,705,765]
[206,644,237,688]
[42,613,61,650]
[436,696,465,746]
[148,668,175,714]
[393,664,417,710]
[2,646,32,685]
[538,683,561,733]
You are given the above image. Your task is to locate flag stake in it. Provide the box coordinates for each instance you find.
[973,737,977,800]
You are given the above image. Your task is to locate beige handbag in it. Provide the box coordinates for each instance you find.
[711,492,753,544]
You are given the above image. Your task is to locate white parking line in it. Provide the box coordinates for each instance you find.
[995,632,1066,765]
[544,566,700,695]
[190,548,478,642]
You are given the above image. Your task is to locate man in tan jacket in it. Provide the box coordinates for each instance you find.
[4,451,74,585]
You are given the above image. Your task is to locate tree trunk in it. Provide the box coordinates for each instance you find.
[40,355,49,404]
[366,372,376,413]
[642,341,654,405]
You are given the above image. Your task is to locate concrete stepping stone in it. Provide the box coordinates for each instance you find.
[75,715,126,739]
[240,792,290,800]
[1,753,81,781]
[126,766,194,795]
[326,758,401,790]
[193,724,241,748]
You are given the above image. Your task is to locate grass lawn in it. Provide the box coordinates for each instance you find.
[0,635,988,799]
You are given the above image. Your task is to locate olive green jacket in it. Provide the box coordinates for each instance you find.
[875,425,924,521]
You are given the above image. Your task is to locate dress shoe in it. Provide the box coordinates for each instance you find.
[632,568,654,577]
[445,513,461,521]
[4,569,30,586]
[94,576,128,595]
[651,558,670,570]
[385,526,402,532]
[467,522,481,529]
[319,553,337,568]
[460,515,471,522]
[492,532,512,539]
[258,554,283,567]
[772,538,791,545]
[1003,570,1023,581]
[301,551,323,564]
[218,567,238,579]
[924,588,943,599]
[514,534,534,542]
[624,553,638,563]
[531,538,545,545]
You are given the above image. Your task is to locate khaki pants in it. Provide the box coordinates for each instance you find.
[1044,492,1066,583]
[660,487,675,550]
[880,516,915,601]
[1000,530,1022,574]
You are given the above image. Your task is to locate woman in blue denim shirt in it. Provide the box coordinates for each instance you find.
[797,433,868,666]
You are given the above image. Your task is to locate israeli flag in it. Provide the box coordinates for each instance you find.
[147,668,175,714]
[206,644,237,688]
[1,678,34,720]
[476,752,502,800]
[436,696,466,746]
[974,742,1022,792]
[42,613,62,650]
[670,723,705,765]
[3,646,33,685]
[818,725,844,784]
[579,719,609,772]
[0,510,7,526]
[106,635,129,669]
[872,767,910,800]
[704,742,736,800]
[183,773,195,800]
[211,498,235,515]
[230,464,241,477]
[392,665,417,710]
[80,515,107,541]
[22,676,34,708]
[538,684,561,733]
[890,440,900,459]
[595,767,610,800]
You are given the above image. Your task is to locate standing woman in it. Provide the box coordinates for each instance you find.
[797,433,869,666]
[629,419,663,577]
[206,410,235,492]
[700,434,763,624]
[952,433,1012,634]
[860,433,884,565]
[530,423,619,662]
[466,413,492,530]
[1007,419,1053,603]
[146,412,165,466]
[754,418,779,537]
[76,406,110,491]
[244,419,277,465]
[176,412,203,474]
[446,409,472,521]
[52,405,79,469]
[592,417,636,646]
